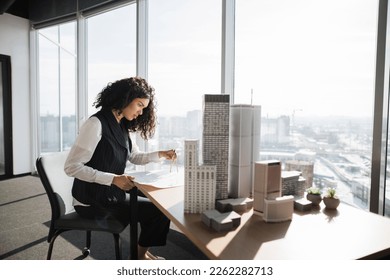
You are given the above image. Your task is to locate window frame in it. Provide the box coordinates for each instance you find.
[30,0,390,216]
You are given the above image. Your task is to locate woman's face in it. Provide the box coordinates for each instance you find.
[122,98,150,121]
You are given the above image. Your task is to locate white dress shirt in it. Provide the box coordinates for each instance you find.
[64,116,160,205]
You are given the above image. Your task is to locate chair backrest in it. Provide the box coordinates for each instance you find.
[36,151,74,218]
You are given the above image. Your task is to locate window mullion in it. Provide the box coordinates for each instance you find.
[30,28,40,169]
[370,0,389,215]
[221,0,235,97]
[137,0,148,79]
[136,0,148,156]
[58,26,63,151]
[77,14,88,130]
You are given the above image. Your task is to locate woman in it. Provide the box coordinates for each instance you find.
[64,76,176,260]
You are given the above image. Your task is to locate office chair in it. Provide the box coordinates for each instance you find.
[36,151,129,260]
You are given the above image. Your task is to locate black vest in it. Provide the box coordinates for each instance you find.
[72,109,132,207]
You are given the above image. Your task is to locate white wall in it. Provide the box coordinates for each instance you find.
[0,13,32,175]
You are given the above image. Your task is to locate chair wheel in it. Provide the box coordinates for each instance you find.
[82,247,90,256]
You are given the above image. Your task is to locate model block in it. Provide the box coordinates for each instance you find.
[216,197,253,213]
[294,198,312,212]
[281,170,306,198]
[201,209,220,227]
[253,160,282,213]
[263,195,294,222]
[285,160,314,189]
[201,209,241,232]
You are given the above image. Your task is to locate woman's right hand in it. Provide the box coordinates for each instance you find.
[112,175,135,191]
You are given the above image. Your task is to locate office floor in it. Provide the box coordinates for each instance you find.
[0,175,207,260]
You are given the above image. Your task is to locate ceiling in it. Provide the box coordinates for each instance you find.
[0,0,29,19]
[0,0,123,24]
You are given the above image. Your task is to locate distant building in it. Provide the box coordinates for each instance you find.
[41,115,76,152]
[261,115,290,145]
[202,94,230,199]
[228,104,261,198]
[184,139,216,213]
[186,110,202,140]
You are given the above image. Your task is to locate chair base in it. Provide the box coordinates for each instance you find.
[47,229,122,260]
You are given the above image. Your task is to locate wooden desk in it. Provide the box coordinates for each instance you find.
[137,183,390,260]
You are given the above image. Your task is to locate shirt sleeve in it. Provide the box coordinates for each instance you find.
[64,117,116,186]
[128,132,161,165]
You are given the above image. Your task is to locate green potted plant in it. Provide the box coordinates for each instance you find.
[323,187,340,210]
[306,186,322,206]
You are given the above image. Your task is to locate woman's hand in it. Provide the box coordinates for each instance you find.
[112,175,135,191]
[159,149,177,160]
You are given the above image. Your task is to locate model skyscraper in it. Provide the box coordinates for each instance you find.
[228,104,261,198]
[184,139,217,213]
[202,94,230,199]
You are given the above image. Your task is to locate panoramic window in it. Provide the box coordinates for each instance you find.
[148,0,222,165]
[235,0,379,211]
[86,4,137,116]
[38,22,77,153]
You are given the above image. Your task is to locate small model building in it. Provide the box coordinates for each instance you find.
[253,160,282,213]
[263,195,294,222]
[253,160,294,222]
[285,160,314,189]
[216,197,253,213]
[184,140,217,214]
[201,209,241,232]
[294,198,312,212]
[281,170,306,198]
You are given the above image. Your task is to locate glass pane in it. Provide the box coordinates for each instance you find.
[38,22,77,153]
[59,22,76,54]
[235,0,378,210]
[87,4,137,116]
[39,25,59,44]
[60,23,77,150]
[149,0,222,167]
[39,30,60,153]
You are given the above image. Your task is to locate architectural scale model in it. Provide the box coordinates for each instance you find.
[253,160,282,213]
[201,209,241,232]
[285,160,314,189]
[228,104,261,198]
[216,197,253,213]
[202,94,230,199]
[184,139,217,214]
[253,160,294,222]
[281,170,306,198]
[263,195,294,222]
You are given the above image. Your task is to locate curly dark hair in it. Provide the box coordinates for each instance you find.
[93,76,157,139]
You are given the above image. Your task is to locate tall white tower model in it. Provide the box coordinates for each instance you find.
[202,94,230,199]
[184,140,217,213]
[228,104,261,198]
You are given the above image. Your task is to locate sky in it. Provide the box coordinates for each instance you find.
[234,0,379,118]
[39,0,380,119]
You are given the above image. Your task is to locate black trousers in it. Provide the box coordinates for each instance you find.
[74,190,170,247]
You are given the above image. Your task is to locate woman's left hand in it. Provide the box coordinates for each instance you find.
[159,149,177,160]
